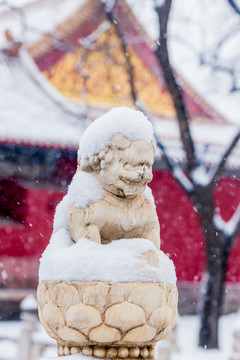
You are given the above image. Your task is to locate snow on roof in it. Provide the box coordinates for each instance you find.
[1,0,239,126]
[0,47,86,147]
[0,0,86,47]
[79,107,153,159]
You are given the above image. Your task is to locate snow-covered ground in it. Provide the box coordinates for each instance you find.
[171,313,237,360]
[0,312,239,360]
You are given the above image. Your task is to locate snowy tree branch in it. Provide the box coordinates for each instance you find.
[228,0,240,15]
[169,34,205,62]
[0,1,76,54]
[154,0,198,172]
[214,201,240,252]
[209,129,240,187]
[102,0,137,105]
[102,0,194,194]
[200,57,239,93]
[156,142,194,193]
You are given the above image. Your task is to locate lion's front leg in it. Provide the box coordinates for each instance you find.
[81,224,101,244]
[67,205,101,244]
[144,226,161,249]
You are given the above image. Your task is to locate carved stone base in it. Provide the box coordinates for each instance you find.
[57,344,155,358]
[38,280,178,347]
[38,280,178,359]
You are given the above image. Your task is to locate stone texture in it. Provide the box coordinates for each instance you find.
[89,324,121,343]
[155,325,172,341]
[82,347,93,356]
[66,303,102,335]
[149,347,155,358]
[38,280,178,349]
[105,302,145,332]
[42,303,65,332]
[83,283,109,312]
[129,347,140,358]
[118,347,129,358]
[70,347,81,355]
[58,345,64,356]
[149,306,173,329]
[64,346,70,356]
[51,283,79,308]
[106,348,118,358]
[123,325,157,343]
[37,282,49,305]
[93,347,106,358]
[128,284,166,314]
[167,287,178,309]
[57,326,87,344]
[140,348,148,358]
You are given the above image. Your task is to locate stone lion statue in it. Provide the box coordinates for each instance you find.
[66,107,161,250]
[38,107,178,357]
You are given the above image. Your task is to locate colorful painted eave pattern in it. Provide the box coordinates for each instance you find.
[28,0,226,123]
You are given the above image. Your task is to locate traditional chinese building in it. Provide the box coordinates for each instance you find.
[0,0,240,316]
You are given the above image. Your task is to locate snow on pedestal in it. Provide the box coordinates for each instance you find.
[37,107,178,359]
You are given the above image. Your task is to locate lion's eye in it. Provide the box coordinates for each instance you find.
[140,163,150,168]
[123,163,131,170]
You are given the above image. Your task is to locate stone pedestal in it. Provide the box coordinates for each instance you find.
[37,280,178,358]
[230,326,240,360]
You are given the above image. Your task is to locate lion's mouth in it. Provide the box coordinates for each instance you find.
[120,177,146,185]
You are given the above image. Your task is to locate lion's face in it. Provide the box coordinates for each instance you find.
[99,140,154,198]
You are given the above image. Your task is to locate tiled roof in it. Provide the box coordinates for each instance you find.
[0,47,86,147]
[28,0,228,123]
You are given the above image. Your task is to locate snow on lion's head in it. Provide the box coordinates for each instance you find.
[78,107,156,197]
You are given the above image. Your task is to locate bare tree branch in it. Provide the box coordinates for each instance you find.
[169,34,205,62]
[231,212,240,245]
[155,0,198,173]
[228,0,240,15]
[102,0,137,105]
[214,201,240,255]
[102,0,195,194]
[209,129,240,187]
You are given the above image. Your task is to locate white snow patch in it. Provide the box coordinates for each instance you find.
[173,166,194,192]
[53,171,104,232]
[79,21,110,48]
[79,107,154,159]
[0,50,85,147]
[191,165,211,186]
[0,312,238,360]
[143,185,156,207]
[1,270,7,280]
[214,202,240,236]
[68,171,103,208]
[53,195,72,232]
[39,229,176,284]
[20,294,38,311]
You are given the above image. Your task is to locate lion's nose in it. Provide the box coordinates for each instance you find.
[137,165,147,179]
[138,171,144,179]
